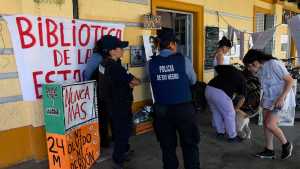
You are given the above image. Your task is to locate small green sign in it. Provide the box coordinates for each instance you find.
[42,84,65,134]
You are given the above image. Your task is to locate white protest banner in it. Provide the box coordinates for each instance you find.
[289,14,300,63]
[4,15,125,101]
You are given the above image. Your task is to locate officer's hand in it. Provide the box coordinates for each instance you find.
[133,77,141,85]
[129,83,135,88]
[130,77,141,87]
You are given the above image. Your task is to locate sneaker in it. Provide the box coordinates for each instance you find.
[228,136,243,143]
[216,133,226,140]
[281,142,293,160]
[255,148,275,159]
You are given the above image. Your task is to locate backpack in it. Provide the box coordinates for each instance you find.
[191,81,207,111]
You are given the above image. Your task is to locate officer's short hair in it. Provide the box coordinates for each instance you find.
[157,27,178,50]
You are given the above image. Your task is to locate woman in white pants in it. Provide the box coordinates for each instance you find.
[205,65,246,143]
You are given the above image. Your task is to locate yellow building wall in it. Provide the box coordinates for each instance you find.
[255,0,273,10]
[78,0,153,103]
[0,0,299,168]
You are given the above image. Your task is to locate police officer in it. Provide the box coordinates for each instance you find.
[97,35,141,169]
[147,28,200,169]
[84,41,113,148]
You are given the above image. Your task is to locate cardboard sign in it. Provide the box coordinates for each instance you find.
[46,122,100,169]
[43,81,98,134]
[43,81,100,169]
[63,82,96,131]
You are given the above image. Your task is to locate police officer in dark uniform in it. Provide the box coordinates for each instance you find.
[147,28,200,169]
[84,41,112,148]
[97,35,141,169]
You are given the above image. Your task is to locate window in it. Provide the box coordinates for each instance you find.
[281,35,289,52]
[256,13,275,55]
[256,13,265,32]
[264,15,275,55]
[281,43,288,52]
[204,26,219,69]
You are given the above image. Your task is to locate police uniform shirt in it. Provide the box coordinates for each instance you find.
[145,49,196,85]
[146,49,197,104]
[102,58,134,108]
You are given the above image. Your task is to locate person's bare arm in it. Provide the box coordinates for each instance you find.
[274,75,294,108]
[216,52,224,65]
[129,77,141,88]
[235,96,245,110]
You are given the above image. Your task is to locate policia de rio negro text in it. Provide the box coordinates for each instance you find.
[146,28,200,169]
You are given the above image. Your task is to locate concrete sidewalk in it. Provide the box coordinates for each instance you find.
[7,111,300,169]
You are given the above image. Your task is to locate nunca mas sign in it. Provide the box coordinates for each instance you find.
[4,15,125,101]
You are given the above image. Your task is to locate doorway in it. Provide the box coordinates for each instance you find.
[152,0,204,80]
[157,9,193,62]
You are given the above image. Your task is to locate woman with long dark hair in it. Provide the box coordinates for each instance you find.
[243,49,294,160]
[213,36,233,66]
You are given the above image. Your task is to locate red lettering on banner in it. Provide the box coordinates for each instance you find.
[37,17,44,46]
[64,86,91,125]
[91,25,102,44]
[85,49,93,63]
[57,70,72,81]
[15,17,123,49]
[116,29,122,39]
[80,102,87,120]
[64,87,71,107]
[79,24,90,47]
[53,49,63,67]
[33,71,43,98]
[101,26,108,38]
[73,102,80,122]
[46,18,59,47]
[63,50,71,65]
[53,49,71,66]
[72,20,77,46]
[77,50,84,65]
[45,71,55,83]
[77,49,93,65]
[32,70,83,99]
[107,28,115,35]
[11,16,126,101]
[16,16,36,49]
[84,86,90,100]
[73,70,81,82]
[60,23,71,47]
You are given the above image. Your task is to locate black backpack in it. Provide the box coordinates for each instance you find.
[191,81,207,111]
